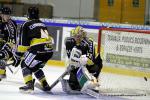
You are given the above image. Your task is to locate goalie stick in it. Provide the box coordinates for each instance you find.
[49,68,70,90]
[34,68,70,93]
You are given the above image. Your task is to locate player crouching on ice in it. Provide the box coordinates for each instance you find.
[61,26,103,97]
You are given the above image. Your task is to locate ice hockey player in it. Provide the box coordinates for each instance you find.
[12,7,54,92]
[0,7,17,80]
[61,26,103,96]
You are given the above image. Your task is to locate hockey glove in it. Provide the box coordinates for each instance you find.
[12,55,21,67]
[12,52,22,67]
[80,55,88,66]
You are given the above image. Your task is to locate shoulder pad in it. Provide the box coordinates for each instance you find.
[65,37,75,44]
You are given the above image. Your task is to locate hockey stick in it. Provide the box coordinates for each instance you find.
[7,64,20,74]
[5,63,13,73]
[35,69,70,92]
[49,68,71,90]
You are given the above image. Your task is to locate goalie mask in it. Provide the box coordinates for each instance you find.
[71,26,87,44]
[27,7,39,19]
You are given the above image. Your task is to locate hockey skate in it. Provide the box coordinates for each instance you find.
[19,79,35,93]
[35,80,51,93]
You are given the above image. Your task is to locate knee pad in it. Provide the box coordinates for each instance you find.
[76,67,89,88]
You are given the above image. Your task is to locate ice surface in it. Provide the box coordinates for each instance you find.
[0,65,150,100]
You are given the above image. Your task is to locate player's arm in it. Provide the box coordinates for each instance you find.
[17,23,30,54]
[12,23,29,67]
[65,37,76,58]
[84,39,95,66]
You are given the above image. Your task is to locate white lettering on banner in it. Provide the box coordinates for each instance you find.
[103,30,150,58]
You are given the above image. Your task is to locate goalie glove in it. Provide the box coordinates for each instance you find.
[69,47,82,69]
[80,55,88,66]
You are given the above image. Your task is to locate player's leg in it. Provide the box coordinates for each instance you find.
[19,61,35,92]
[76,66,100,97]
[34,67,51,91]
[61,47,82,93]
[0,44,13,80]
[60,68,82,94]
[68,68,82,90]
[0,60,7,80]
[0,48,11,80]
[32,51,53,91]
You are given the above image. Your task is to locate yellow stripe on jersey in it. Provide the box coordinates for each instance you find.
[24,75,33,84]
[30,38,51,46]
[0,69,5,75]
[87,58,94,65]
[17,45,29,53]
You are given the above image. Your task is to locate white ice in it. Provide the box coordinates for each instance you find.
[0,65,150,100]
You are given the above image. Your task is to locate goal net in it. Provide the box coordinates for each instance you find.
[98,27,150,96]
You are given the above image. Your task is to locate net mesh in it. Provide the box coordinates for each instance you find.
[98,28,150,96]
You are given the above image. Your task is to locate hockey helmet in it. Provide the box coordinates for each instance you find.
[70,29,75,36]
[1,7,11,15]
[27,7,39,19]
[74,26,87,38]
[72,26,86,44]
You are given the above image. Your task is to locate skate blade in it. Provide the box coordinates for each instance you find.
[19,89,34,94]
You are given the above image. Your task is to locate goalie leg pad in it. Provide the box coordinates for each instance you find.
[61,79,81,94]
[61,79,71,93]
[77,67,99,89]
[81,88,100,98]
[76,67,88,88]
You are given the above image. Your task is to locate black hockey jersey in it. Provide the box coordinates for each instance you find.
[0,18,17,47]
[17,19,53,53]
[65,37,96,66]
[0,16,2,38]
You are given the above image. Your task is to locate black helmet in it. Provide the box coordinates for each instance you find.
[27,7,39,19]
[1,7,11,15]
